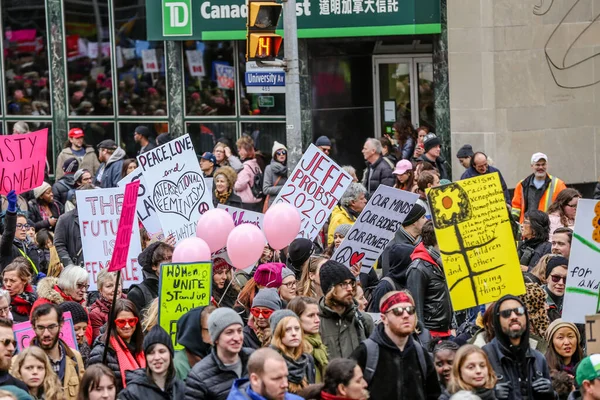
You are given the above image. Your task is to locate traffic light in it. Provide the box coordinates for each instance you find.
[246,1,282,61]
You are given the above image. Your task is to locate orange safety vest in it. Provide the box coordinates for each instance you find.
[511,174,566,223]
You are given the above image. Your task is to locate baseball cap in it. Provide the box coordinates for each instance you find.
[576,354,600,386]
[531,152,548,165]
[97,139,118,150]
[201,152,217,164]
[68,128,84,138]
[393,159,413,176]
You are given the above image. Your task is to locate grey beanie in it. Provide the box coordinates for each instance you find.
[252,288,282,311]
[334,224,352,238]
[281,267,295,281]
[207,307,243,343]
[269,309,299,332]
[315,135,332,147]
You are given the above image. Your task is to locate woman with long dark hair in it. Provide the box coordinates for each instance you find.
[211,258,239,308]
[298,358,368,400]
[393,160,415,192]
[393,120,417,160]
[119,325,185,399]
[547,188,581,235]
[545,319,583,376]
[517,210,552,270]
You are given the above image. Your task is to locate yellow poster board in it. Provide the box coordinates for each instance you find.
[426,173,524,311]
[158,262,212,350]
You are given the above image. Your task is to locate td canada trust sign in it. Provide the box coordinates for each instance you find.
[148,0,440,41]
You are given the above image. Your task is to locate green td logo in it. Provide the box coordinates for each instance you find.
[162,0,193,37]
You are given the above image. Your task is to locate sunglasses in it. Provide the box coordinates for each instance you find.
[276,150,287,156]
[550,275,567,284]
[114,317,138,329]
[498,307,525,319]
[0,338,16,348]
[387,306,416,317]
[250,308,274,319]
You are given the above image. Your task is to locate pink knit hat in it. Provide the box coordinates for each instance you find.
[254,262,284,288]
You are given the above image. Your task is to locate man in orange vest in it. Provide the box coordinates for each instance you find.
[512,152,567,223]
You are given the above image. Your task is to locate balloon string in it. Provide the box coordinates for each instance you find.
[218,276,235,307]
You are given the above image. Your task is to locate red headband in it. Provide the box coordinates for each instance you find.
[380,292,414,314]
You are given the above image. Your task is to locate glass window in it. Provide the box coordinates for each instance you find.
[3,0,51,116]
[240,122,285,156]
[184,41,236,116]
[238,42,285,116]
[64,0,114,116]
[69,122,115,151]
[113,1,166,116]
[186,122,237,155]
[119,122,167,157]
[6,121,53,174]
[417,61,435,130]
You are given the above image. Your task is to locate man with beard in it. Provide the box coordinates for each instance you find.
[0,319,28,391]
[228,348,303,400]
[483,295,554,400]
[512,152,566,224]
[30,303,85,398]
[318,260,373,360]
[551,227,572,259]
[352,291,439,400]
[544,256,568,322]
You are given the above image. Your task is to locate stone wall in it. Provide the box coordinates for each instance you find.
[447,0,600,188]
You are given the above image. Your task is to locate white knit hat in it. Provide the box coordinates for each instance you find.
[272,141,288,157]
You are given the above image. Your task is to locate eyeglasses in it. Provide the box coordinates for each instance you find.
[282,280,297,288]
[76,283,90,291]
[550,275,567,284]
[387,306,416,317]
[276,150,287,156]
[250,307,274,319]
[34,324,60,333]
[0,338,16,348]
[114,317,138,329]
[566,203,578,209]
[335,280,356,290]
[498,307,525,319]
[0,306,12,315]
[16,224,31,230]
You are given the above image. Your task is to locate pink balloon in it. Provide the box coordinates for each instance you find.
[196,208,235,253]
[172,237,211,263]
[263,203,301,250]
[226,224,266,269]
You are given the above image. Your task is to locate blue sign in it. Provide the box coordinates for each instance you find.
[244,71,285,87]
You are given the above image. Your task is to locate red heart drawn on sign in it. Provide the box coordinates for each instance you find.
[350,252,365,266]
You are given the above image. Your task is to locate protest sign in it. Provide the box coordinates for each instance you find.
[142,49,159,73]
[137,134,213,244]
[333,185,418,273]
[186,50,205,77]
[427,173,524,311]
[217,204,264,229]
[109,181,139,272]
[0,128,48,195]
[76,187,144,290]
[158,262,212,349]
[562,199,600,323]
[118,167,164,240]
[14,312,78,351]
[586,314,600,355]
[273,144,352,240]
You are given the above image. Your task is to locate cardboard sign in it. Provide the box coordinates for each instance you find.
[217,204,264,229]
[186,50,205,77]
[158,262,212,350]
[586,314,600,355]
[273,144,352,240]
[215,63,234,89]
[333,185,418,272]
[109,181,140,272]
[562,199,600,323]
[76,187,144,290]
[142,49,159,73]
[118,167,164,241]
[14,312,78,351]
[0,129,48,195]
[427,173,525,311]
[137,134,213,244]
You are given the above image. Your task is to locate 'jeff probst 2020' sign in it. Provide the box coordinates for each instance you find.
[147,0,441,41]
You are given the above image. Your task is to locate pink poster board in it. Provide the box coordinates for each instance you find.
[0,128,48,195]
[109,180,140,272]
[13,311,78,351]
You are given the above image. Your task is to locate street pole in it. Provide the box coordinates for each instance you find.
[283,0,302,169]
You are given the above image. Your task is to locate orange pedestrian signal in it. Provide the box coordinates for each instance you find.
[248,33,283,60]
[246,1,282,61]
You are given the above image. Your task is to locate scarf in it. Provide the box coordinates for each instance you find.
[11,285,36,317]
[282,352,310,385]
[110,335,146,388]
[320,391,352,400]
[305,334,328,372]
[215,189,233,204]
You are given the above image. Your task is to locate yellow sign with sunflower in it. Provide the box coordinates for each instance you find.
[427,173,525,311]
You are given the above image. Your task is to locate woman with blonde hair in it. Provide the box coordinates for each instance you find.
[142,297,159,334]
[11,346,64,400]
[269,310,316,394]
[298,257,327,299]
[440,345,497,400]
[2,259,36,322]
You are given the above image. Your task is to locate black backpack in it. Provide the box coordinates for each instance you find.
[363,337,427,385]
[250,166,265,199]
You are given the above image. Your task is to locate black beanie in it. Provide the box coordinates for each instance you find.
[138,242,162,274]
[319,260,356,294]
[143,325,174,356]
[287,238,313,268]
[423,134,441,153]
[456,144,474,159]
[59,301,88,325]
[545,256,569,278]
[403,204,426,227]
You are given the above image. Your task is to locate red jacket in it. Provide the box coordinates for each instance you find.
[88,294,126,342]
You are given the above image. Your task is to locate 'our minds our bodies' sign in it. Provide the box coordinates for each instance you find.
[137,134,213,244]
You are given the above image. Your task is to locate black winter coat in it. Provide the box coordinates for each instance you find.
[119,369,185,400]
[211,191,243,208]
[127,271,159,315]
[483,337,553,400]
[87,340,122,391]
[0,211,42,274]
[418,154,450,180]
[242,325,261,350]
[27,198,63,232]
[184,347,254,400]
[351,324,440,400]
[53,209,82,267]
[52,175,75,206]
[361,156,394,196]
[439,388,497,400]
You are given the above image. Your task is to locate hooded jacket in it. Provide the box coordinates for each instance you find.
[128,242,162,314]
[97,147,126,189]
[0,211,42,274]
[53,174,75,206]
[263,160,288,207]
[119,369,185,400]
[227,378,304,400]
[318,297,373,360]
[351,324,440,400]
[405,243,452,332]
[53,208,82,267]
[482,295,553,400]
[361,156,395,196]
[367,243,414,313]
[174,306,212,380]
[234,158,262,204]
[56,146,100,180]
[380,226,421,277]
